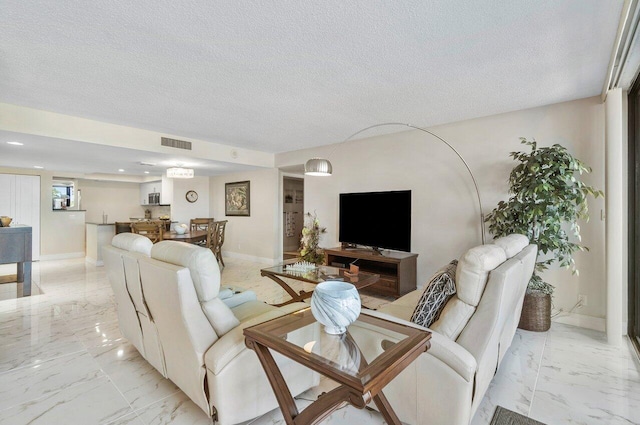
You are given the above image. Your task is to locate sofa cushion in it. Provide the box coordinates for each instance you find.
[456,244,506,307]
[151,241,221,300]
[493,234,529,259]
[410,260,457,328]
[150,241,239,336]
[377,289,423,321]
[111,233,153,256]
[430,297,476,340]
[202,298,240,336]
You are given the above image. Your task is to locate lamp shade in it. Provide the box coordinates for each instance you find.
[166,167,194,178]
[304,158,332,176]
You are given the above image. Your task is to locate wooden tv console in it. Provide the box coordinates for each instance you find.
[324,247,418,298]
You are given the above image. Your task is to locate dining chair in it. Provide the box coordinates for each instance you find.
[190,218,214,247]
[190,218,214,232]
[208,220,228,269]
[115,222,132,234]
[131,221,164,243]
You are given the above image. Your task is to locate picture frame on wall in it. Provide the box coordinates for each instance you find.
[225,180,250,216]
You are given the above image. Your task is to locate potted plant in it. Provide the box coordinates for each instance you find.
[486,138,603,331]
[300,212,327,265]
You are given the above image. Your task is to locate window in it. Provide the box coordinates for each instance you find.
[52,180,75,210]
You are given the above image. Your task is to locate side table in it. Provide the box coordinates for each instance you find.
[244,307,430,425]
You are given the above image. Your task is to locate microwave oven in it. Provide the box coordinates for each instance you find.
[149,192,160,204]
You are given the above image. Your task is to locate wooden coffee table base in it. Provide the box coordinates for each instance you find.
[260,272,312,307]
[260,264,380,308]
[245,337,402,425]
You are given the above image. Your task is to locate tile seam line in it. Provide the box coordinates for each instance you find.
[128,388,183,416]
[101,373,142,424]
[0,348,86,377]
[527,330,548,418]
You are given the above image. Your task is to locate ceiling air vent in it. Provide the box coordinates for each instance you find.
[161,137,192,150]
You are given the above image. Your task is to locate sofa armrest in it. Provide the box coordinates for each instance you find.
[362,309,477,382]
[205,303,308,375]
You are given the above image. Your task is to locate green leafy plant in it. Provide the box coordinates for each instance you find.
[300,212,327,265]
[486,138,603,295]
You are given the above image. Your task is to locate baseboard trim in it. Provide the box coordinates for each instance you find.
[39,252,85,261]
[552,313,606,332]
[85,257,104,267]
[223,251,276,265]
[552,313,628,335]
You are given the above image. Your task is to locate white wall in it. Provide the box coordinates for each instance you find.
[77,179,145,223]
[605,88,626,342]
[276,97,606,319]
[170,176,211,225]
[210,168,279,262]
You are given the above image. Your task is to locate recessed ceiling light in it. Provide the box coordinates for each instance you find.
[33,166,44,169]
[144,171,150,174]
[7,141,23,146]
[118,169,125,172]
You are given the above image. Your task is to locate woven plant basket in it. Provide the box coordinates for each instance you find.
[518,290,551,332]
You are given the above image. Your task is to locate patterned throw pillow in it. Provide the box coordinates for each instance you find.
[410,260,458,328]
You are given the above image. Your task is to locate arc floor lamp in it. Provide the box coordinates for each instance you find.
[304,122,486,245]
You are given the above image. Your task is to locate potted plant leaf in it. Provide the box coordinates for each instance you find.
[300,212,327,265]
[486,138,603,331]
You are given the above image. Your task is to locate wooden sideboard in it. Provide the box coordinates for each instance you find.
[324,247,417,298]
[0,225,32,296]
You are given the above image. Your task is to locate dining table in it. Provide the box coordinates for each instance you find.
[162,229,208,244]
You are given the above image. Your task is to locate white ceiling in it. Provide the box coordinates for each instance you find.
[0,131,261,178]
[0,0,624,158]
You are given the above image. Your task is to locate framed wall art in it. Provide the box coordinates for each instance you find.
[225,180,250,216]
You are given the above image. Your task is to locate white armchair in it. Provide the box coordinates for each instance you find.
[128,240,318,424]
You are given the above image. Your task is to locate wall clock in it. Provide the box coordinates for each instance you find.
[185,190,198,203]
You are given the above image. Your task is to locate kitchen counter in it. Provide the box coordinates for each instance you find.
[86,222,116,226]
[86,223,115,266]
[129,218,176,221]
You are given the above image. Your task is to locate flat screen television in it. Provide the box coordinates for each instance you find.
[339,190,411,252]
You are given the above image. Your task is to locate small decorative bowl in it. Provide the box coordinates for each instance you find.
[0,216,12,227]
[174,225,187,235]
[311,281,361,334]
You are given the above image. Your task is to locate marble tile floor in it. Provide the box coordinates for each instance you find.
[0,258,638,424]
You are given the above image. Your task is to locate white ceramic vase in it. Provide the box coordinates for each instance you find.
[311,281,361,334]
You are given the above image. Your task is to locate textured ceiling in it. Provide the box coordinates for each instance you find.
[0,131,260,178]
[0,0,624,153]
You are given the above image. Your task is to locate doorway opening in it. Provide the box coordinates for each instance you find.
[283,177,304,260]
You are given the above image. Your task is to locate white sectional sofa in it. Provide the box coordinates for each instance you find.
[103,234,318,425]
[362,234,537,425]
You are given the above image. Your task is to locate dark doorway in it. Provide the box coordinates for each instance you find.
[629,80,640,358]
[283,177,304,259]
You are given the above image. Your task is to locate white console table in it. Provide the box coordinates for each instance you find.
[0,225,32,296]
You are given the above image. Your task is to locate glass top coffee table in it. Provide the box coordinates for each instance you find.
[260,263,379,306]
[244,307,431,425]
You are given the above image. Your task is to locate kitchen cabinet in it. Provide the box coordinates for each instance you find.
[140,177,173,206]
[140,181,161,205]
[140,181,157,205]
[0,174,40,260]
[160,176,173,205]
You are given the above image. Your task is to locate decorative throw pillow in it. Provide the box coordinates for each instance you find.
[410,260,458,328]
